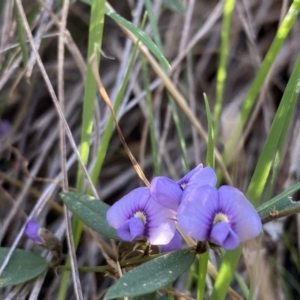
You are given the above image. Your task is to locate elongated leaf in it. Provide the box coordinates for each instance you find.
[132,291,168,300]
[257,181,300,214]
[0,248,48,287]
[79,0,170,70]
[258,196,300,223]
[104,249,195,299]
[211,43,300,300]
[105,9,170,70]
[204,93,215,169]
[162,0,185,14]
[14,5,28,67]
[60,191,120,240]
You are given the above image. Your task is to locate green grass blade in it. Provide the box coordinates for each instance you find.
[162,0,186,14]
[213,0,235,139]
[13,4,28,67]
[235,272,250,299]
[89,19,144,187]
[142,56,160,176]
[210,52,300,300]
[247,55,300,207]
[105,8,170,70]
[144,0,162,51]
[223,0,300,165]
[143,0,189,172]
[58,0,106,299]
[81,0,170,70]
[204,94,215,168]
[167,93,189,172]
[76,0,105,192]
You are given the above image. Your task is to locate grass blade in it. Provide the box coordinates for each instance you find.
[213,0,235,138]
[210,51,300,300]
[58,0,106,299]
[222,0,300,165]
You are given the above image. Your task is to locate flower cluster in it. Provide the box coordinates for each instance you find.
[106,164,262,251]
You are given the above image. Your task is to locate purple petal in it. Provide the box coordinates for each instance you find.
[217,186,262,242]
[150,176,182,210]
[177,164,203,187]
[106,187,150,229]
[24,220,43,244]
[160,231,182,253]
[177,185,218,241]
[210,222,240,250]
[144,197,177,245]
[0,120,11,137]
[106,187,176,245]
[117,217,145,241]
[184,166,217,190]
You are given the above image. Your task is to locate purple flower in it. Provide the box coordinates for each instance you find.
[151,164,217,210]
[106,187,176,245]
[160,231,182,253]
[24,220,43,244]
[178,165,217,190]
[150,177,182,211]
[177,185,262,250]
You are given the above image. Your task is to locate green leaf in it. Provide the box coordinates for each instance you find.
[257,181,300,214]
[211,50,300,299]
[60,191,120,240]
[0,248,48,287]
[104,249,195,299]
[14,4,28,67]
[80,1,171,69]
[132,291,168,300]
[105,8,170,70]
[257,181,300,223]
[258,197,300,223]
[162,0,186,14]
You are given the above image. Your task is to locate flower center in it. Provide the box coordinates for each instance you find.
[213,212,229,225]
[134,211,147,224]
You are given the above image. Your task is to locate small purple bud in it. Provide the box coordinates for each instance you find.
[24,220,43,244]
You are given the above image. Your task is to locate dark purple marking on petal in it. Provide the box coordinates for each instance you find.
[117,217,145,241]
[217,186,262,242]
[178,185,218,241]
[150,176,182,210]
[209,221,240,250]
[160,231,182,253]
[24,220,43,244]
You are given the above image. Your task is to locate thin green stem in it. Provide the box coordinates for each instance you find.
[197,251,209,300]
